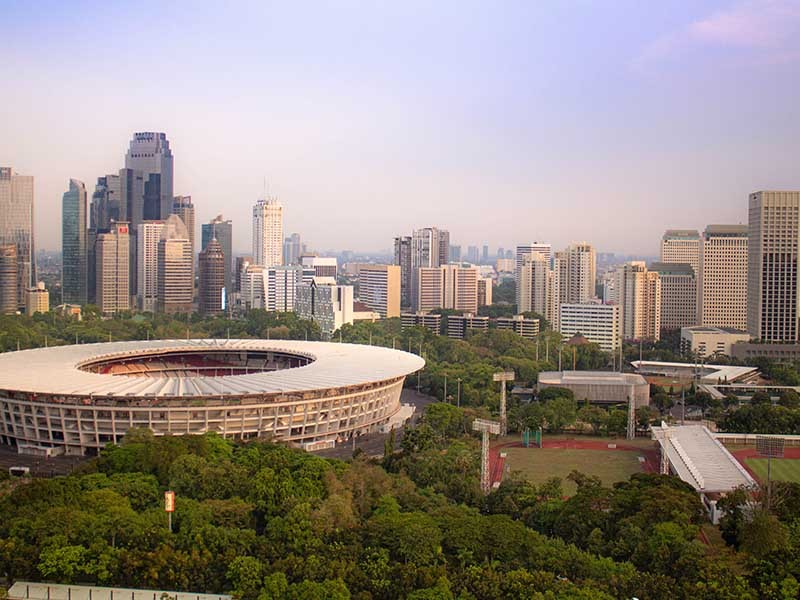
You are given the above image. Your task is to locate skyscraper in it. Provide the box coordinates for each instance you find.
[358,264,401,318]
[253,198,283,267]
[90,175,121,230]
[393,236,412,308]
[614,262,661,341]
[515,243,551,309]
[747,191,800,342]
[199,238,225,316]
[411,227,449,268]
[517,252,551,320]
[124,132,174,221]
[697,225,748,330]
[202,215,233,296]
[283,233,302,265]
[157,214,193,314]
[95,222,130,315]
[551,242,596,329]
[0,244,17,314]
[661,230,700,273]
[61,179,88,305]
[0,167,34,308]
[137,221,165,312]
[651,262,696,332]
[172,196,196,293]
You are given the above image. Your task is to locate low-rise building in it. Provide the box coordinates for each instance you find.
[680,326,750,359]
[538,371,650,407]
[496,314,540,339]
[447,314,490,339]
[559,303,621,351]
[25,282,49,315]
[401,312,441,333]
[731,342,800,363]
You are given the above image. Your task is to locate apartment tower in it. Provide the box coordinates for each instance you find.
[157,214,193,314]
[95,222,130,315]
[0,167,34,308]
[697,225,748,330]
[253,198,283,267]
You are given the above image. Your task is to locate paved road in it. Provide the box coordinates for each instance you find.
[314,388,435,460]
[0,445,88,478]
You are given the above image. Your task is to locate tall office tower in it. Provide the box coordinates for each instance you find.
[301,255,337,278]
[202,215,233,295]
[90,175,121,230]
[61,179,88,305]
[267,265,315,312]
[95,222,130,315]
[661,230,700,273]
[172,196,195,292]
[295,279,354,339]
[118,168,146,296]
[515,242,551,308]
[466,246,480,264]
[450,245,462,262]
[477,277,492,307]
[748,191,800,341]
[0,244,17,314]
[412,265,479,313]
[517,252,551,320]
[482,245,489,264]
[651,262,696,332]
[199,238,225,316]
[283,233,302,265]
[0,167,34,308]
[614,262,661,341]
[124,132,174,220]
[438,230,450,265]
[253,198,283,267]
[394,236,412,308]
[136,221,165,312]
[697,224,748,330]
[411,227,447,268]
[358,264,401,318]
[157,214,193,314]
[497,247,505,261]
[25,281,49,316]
[234,255,252,293]
[414,267,445,313]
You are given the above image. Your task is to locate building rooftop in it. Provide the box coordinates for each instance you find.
[651,424,755,493]
[631,360,758,384]
[8,582,230,600]
[0,339,424,398]
[650,262,695,276]
[538,371,647,386]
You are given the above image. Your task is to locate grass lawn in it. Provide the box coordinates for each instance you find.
[503,447,645,496]
[745,457,800,484]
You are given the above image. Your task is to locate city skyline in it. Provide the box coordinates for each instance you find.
[3,1,799,254]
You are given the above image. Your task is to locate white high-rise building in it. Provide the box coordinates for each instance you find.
[253,198,283,267]
[698,224,748,330]
[515,242,551,308]
[137,221,165,312]
[551,242,596,329]
[295,278,354,339]
[614,262,661,341]
[267,265,315,312]
[517,252,552,321]
[748,191,800,342]
[412,264,478,313]
[96,222,130,315]
[358,264,401,318]
[157,214,193,314]
[661,230,700,274]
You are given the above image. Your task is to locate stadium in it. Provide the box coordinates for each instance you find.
[0,339,424,455]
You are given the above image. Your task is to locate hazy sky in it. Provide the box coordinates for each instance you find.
[2,0,799,255]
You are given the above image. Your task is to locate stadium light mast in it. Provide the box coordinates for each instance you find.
[472,418,501,494]
[627,384,636,440]
[493,371,515,436]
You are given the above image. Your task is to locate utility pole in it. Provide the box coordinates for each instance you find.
[457,378,462,407]
[493,371,515,436]
[444,374,447,403]
[472,418,501,494]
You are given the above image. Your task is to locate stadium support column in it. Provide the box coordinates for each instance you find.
[660,428,670,475]
[493,371,515,437]
[627,384,636,440]
[472,418,500,494]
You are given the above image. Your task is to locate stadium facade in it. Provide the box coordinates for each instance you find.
[0,339,424,455]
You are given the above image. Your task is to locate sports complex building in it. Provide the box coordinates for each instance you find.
[0,339,424,455]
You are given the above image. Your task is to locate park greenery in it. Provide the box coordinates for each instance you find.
[1,409,800,599]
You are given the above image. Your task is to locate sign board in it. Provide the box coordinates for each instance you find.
[164,490,175,512]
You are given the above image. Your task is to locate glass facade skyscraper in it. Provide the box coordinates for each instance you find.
[62,179,88,305]
[0,167,34,308]
[202,215,233,295]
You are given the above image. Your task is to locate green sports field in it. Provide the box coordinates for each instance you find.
[503,447,645,496]
[745,457,800,484]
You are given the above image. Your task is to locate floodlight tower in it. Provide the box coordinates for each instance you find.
[627,383,636,440]
[493,371,515,436]
[660,428,671,475]
[472,418,501,494]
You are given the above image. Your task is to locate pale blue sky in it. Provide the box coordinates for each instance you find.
[1,0,799,254]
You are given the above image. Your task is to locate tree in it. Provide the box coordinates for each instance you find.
[545,396,577,433]
[578,406,607,435]
[226,556,263,600]
[779,389,800,409]
[751,391,772,406]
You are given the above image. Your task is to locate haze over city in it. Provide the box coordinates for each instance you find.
[2,0,799,254]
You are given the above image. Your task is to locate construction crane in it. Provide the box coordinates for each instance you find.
[472,418,501,493]
[493,371,515,437]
